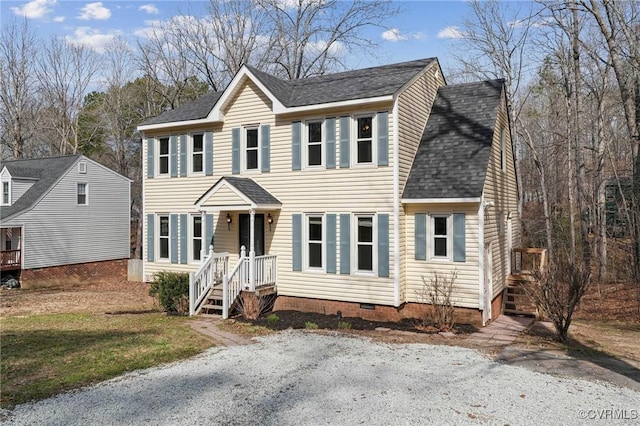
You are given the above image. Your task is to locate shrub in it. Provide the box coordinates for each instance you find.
[267,313,279,325]
[304,321,319,329]
[149,271,190,315]
[338,321,351,330]
[416,271,458,331]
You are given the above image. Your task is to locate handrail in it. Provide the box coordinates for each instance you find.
[254,254,277,287]
[510,248,547,274]
[1,249,21,266]
[222,247,247,319]
[189,247,229,315]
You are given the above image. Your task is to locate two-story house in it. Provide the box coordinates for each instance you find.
[0,155,131,288]
[138,58,520,326]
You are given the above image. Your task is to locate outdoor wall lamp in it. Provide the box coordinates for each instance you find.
[267,213,273,231]
[226,213,232,230]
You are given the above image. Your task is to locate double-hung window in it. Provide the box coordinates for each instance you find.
[244,126,260,171]
[355,115,374,165]
[1,181,9,205]
[191,134,204,174]
[191,215,203,262]
[306,215,324,270]
[432,215,450,259]
[306,120,323,168]
[158,215,170,260]
[77,183,88,205]
[158,137,170,175]
[355,214,375,272]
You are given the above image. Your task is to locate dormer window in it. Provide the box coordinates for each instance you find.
[2,181,9,205]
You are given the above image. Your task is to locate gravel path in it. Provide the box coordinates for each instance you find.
[3,331,639,425]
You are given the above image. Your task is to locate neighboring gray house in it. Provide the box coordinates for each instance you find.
[0,155,131,287]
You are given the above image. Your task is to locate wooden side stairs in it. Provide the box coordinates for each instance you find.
[503,274,538,318]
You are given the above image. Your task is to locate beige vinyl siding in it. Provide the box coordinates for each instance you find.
[482,93,521,298]
[404,204,481,309]
[144,80,398,305]
[202,184,249,207]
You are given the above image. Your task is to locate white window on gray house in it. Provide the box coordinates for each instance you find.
[306,120,323,167]
[192,134,204,174]
[356,215,374,272]
[159,137,170,175]
[306,215,324,270]
[244,127,259,171]
[192,215,203,262]
[355,115,374,164]
[2,181,9,205]
[159,215,170,260]
[432,215,450,258]
[77,183,88,205]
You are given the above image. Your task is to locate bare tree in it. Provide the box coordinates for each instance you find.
[0,19,39,159]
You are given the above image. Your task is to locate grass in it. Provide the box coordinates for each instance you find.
[305,321,319,329]
[0,312,214,408]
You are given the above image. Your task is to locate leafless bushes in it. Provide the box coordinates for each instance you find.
[417,271,458,331]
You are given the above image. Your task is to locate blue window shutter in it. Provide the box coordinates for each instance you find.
[179,135,187,177]
[340,213,350,274]
[415,213,426,260]
[147,138,154,178]
[147,214,155,261]
[326,214,336,273]
[170,214,178,263]
[205,132,214,176]
[453,213,466,262]
[377,112,389,166]
[326,118,336,169]
[292,214,302,271]
[179,214,187,264]
[378,214,389,277]
[339,117,350,168]
[292,121,301,171]
[261,124,270,172]
[170,135,178,177]
[205,214,214,250]
[232,128,240,174]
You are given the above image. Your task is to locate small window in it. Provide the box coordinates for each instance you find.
[78,162,87,174]
[306,215,324,270]
[356,215,374,272]
[244,127,259,171]
[158,137,170,175]
[306,120,323,167]
[354,115,374,165]
[159,215,170,260]
[432,215,450,258]
[192,134,204,174]
[77,183,88,205]
[192,215,203,262]
[1,182,9,205]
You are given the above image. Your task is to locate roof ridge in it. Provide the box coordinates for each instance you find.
[1,154,80,164]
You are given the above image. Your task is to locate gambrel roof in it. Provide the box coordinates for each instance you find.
[140,58,436,127]
[402,79,505,200]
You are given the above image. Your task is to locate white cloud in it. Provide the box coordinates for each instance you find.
[382,28,408,42]
[139,4,159,15]
[11,0,56,19]
[65,27,121,53]
[53,16,65,23]
[437,26,465,39]
[78,2,111,21]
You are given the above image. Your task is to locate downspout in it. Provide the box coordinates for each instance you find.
[393,99,401,307]
[478,198,485,311]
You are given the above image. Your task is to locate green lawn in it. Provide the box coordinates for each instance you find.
[0,313,214,408]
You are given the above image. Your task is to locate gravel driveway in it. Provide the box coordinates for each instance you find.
[3,331,639,425]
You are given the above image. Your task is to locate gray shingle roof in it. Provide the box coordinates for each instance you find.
[195,176,281,207]
[1,155,80,220]
[142,58,436,126]
[402,79,505,200]
[140,91,223,126]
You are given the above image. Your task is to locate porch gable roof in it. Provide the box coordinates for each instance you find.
[194,176,281,211]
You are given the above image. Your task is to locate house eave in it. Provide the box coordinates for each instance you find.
[275,95,394,115]
[401,197,482,204]
[137,118,217,132]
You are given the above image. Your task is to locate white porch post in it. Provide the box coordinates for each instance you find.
[249,208,256,291]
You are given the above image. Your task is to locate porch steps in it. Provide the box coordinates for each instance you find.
[503,275,538,318]
[200,285,224,315]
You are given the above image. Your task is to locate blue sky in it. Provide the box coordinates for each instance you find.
[2,0,473,73]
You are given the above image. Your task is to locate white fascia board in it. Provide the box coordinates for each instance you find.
[1,167,11,179]
[392,98,401,307]
[478,198,485,311]
[275,95,393,115]
[401,197,481,204]
[137,118,213,132]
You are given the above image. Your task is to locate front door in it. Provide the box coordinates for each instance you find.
[239,214,264,256]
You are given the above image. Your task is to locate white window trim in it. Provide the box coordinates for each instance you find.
[189,133,205,176]
[429,213,452,261]
[157,214,171,262]
[189,214,203,263]
[157,136,170,177]
[351,113,377,167]
[303,119,325,170]
[77,182,88,206]
[1,180,11,206]
[304,213,325,272]
[353,213,377,275]
[242,125,261,173]
[78,162,87,174]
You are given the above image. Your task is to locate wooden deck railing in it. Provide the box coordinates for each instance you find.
[510,248,547,275]
[1,249,21,269]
